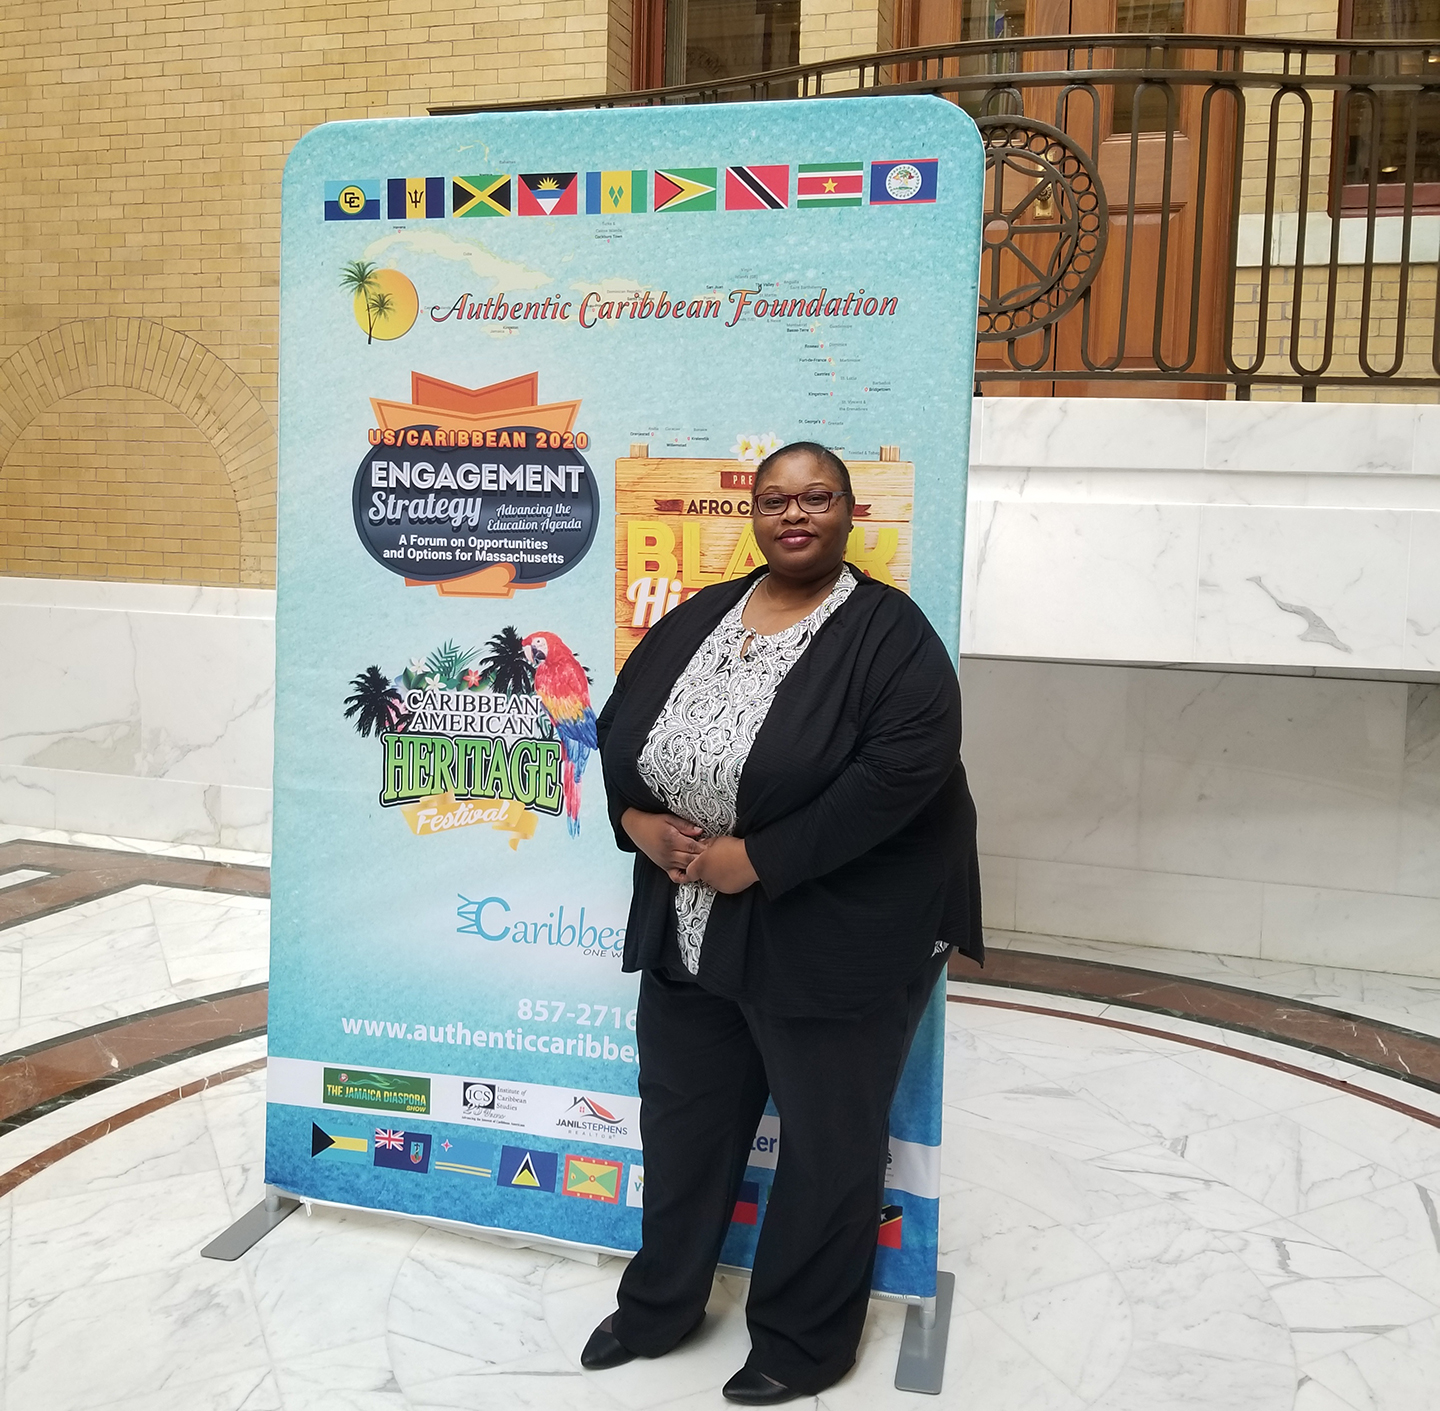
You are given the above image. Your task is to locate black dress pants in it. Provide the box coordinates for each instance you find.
[613,951,947,1394]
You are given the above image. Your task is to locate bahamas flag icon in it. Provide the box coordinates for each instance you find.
[453,174,511,217]
[498,1145,558,1191]
[585,170,648,215]
[388,177,445,220]
[518,173,579,216]
[563,1154,623,1203]
[324,180,380,220]
[310,1122,367,1158]
[654,168,717,213]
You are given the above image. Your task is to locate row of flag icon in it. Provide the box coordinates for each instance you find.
[323,161,938,222]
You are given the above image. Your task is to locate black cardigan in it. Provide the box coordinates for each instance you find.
[596,565,983,1017]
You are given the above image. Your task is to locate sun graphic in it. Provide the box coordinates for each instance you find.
[352,268,419,341]
[535,176,560,190]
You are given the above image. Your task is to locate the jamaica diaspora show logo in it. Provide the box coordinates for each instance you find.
[351,370,598,592]
[343,627,597,843]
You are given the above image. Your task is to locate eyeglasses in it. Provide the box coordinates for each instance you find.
[753,489,849,516]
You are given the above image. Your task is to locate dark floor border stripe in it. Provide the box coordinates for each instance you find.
[0,982,268,1068]
[949,992,1440,1131]
[953,947,1440,1098]
[0,839,269,933]
[0,1056,267,1199]
[0,1026,267,1135]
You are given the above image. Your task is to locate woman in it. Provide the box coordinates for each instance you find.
[588,441,981,1404]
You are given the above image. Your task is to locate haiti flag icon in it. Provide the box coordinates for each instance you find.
[373,1128,432,1174]
[498,1145,559,1192]
[731,1180,761,1225]
[869,159,938,205]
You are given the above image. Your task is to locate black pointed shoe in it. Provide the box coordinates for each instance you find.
[580,1314,635,1370]
[722,1365,805,1405]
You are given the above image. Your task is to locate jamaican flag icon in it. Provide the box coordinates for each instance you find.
[453,174,511,218]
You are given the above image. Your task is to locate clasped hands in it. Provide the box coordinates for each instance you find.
[620,808,759,894]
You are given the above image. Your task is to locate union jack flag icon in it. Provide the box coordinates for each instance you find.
[375,1128,405,1150]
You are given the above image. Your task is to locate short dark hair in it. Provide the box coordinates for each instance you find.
[754,441,853,499]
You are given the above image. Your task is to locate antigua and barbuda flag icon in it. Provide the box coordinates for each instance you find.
[453,174,511,217]
[586,170,648,215]
[324,180,381,220]
[388,177,445,220]
[869,159,939,205]
[725,165,789,211]
[654,168,717,213]
[518,173,579,216]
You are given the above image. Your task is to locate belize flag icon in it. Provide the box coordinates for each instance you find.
[869,159,938,205]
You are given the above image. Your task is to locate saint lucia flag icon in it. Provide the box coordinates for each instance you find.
[498,1145,558,1192]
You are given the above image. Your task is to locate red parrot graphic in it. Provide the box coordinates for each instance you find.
[522,632,597,836]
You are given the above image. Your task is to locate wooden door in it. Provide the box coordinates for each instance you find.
[898,0,1243,396]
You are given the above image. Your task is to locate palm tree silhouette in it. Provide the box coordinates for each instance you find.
[478,626,535,695]
[339,260,384,344]
[344,665,406,737]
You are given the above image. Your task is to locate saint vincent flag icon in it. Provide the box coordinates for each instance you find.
[498,1144,558,1191]
[654,168,717,213]
[387,177,444,220]
[725,165,789,211]
[453,174,511,217]
[585,170,648,215]
[563,1154,623,1203]
[517,173,579,217]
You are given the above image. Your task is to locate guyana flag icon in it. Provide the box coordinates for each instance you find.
[563,1154,623,1203]
[654,168,717,213]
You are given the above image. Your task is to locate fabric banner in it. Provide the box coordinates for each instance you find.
[269,97,982,1300]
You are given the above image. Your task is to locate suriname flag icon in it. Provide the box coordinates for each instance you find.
[563,1154,623,1203]
[654,168,717,213]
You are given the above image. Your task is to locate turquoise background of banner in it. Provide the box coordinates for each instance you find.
[270,96,982,1297]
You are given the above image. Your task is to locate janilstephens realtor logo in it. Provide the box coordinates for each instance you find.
[351,371,597,589]
[341,628,598,839]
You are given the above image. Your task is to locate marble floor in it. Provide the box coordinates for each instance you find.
[7,829,1440,1409]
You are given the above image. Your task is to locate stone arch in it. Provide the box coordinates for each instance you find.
[0,318,275,584]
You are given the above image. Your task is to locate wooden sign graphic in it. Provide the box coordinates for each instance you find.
[613,447,914,669]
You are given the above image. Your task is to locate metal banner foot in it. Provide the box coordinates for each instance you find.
[895,1270,955,1394]
[201,1189,301,1261]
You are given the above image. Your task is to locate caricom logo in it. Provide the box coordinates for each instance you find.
[457,895,625,951]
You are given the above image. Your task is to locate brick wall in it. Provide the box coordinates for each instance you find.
[799,0,890,66]
[0,0,629,588]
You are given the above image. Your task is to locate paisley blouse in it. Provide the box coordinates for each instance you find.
[637,568,859,974]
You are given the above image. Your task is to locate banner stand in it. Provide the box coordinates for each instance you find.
[200,1192,955,1391]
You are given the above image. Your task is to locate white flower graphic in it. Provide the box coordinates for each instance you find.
[731,433,780,464]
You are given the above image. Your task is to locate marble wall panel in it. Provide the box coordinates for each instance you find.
[1260,883,1440,975]
[963,502,1200,661]
[1404,512,1440,672]
[978,396,1208,470]
[1202,403,1419,476]
[1011,857,1266,956]
[1193,507,1410,669]
[960,658,1143,871]
[1132,670,1407,895]
[1398,685,1440,901]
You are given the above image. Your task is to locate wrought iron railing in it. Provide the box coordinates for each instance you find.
[433,37,1440,398]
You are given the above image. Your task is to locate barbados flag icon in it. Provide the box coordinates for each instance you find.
[388,177,445,220]
[585,170,648,215]
[453,174,511,217]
